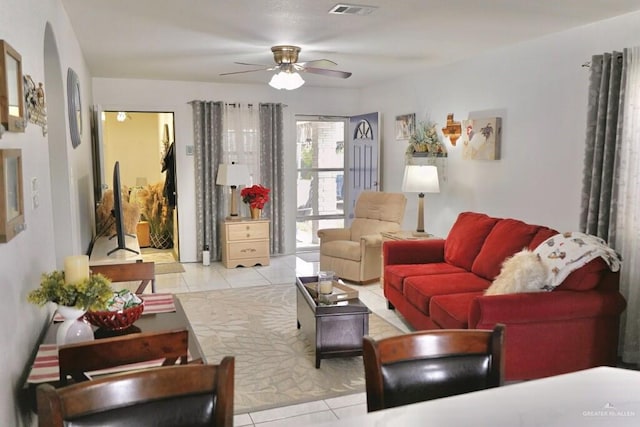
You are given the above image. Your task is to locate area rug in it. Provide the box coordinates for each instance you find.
[177,285,402,414]
[154,262,185,274]
[141,249,176,264]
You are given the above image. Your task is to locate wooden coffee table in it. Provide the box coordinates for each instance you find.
[296,276,371,368]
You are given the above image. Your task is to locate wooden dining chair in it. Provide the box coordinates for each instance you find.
[363,324,505,412]
[90,261,156,294]
[58,329,188,385]
[37,357,235,427]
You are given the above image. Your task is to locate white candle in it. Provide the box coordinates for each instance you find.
[64,255,90,284]
[318,271,334,295]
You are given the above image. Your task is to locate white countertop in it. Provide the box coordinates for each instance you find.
[316,367,640,426]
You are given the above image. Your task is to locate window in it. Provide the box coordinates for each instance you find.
[296,118,347,250]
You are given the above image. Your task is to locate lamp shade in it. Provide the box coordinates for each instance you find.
[216,163,250,186]
[402,165,440,194]
[269,71,305,90]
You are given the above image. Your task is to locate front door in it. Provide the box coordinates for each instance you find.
[346,112,379,224]
[295,112,380,250]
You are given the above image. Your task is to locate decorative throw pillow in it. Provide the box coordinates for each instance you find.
[485,249,551,295]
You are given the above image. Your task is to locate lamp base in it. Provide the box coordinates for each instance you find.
[412,231,433,237]
[226,215,243,221]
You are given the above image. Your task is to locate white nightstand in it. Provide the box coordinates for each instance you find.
[220,218,270,268]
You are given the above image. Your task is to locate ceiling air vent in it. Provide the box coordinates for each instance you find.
[329,4,377,16]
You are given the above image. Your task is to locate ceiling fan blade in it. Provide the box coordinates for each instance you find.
[234,61,273,67]
[219,67,274,76]
[297,59,337,68]
[300,66,352,79]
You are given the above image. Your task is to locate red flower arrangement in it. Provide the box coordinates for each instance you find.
[241,185,271,209]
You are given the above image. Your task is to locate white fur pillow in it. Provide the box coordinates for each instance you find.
[485,249,551,295]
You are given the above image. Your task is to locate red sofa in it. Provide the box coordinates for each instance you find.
[383,212,626,380]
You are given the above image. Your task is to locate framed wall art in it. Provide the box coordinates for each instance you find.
[0,149,25,243]
[24,74,47,135]
[395,113,415,141]
[0,40,26,133]
[461,117,502,160]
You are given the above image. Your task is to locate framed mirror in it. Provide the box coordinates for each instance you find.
[0,40,26,133]
[67,68,82,148]
[0,149,25,243]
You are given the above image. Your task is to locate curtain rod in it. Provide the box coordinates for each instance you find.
[225,102,288,108]
[186,101,288,107]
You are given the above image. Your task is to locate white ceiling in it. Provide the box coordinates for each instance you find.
[61,0,640,89]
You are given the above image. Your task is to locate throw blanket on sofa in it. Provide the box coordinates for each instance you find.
[534,232,622,289]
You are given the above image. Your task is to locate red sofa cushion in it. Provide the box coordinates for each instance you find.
[444,212,499,270]
[471,218,540,280]
[386,263,466,293]
[430,292,482,329]
[528,227,558,249]
[404,273,491,316]
[556,257,607,291]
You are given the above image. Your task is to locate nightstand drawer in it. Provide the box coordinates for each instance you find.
[226,222,269,241]
[221,218,270,268]
[227,240,269,259]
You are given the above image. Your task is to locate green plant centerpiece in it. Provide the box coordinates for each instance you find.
[28,270,113,311]
[406,121,448,158]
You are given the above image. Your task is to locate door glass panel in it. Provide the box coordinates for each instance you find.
[296,170,344,216]
[296,119,346,250]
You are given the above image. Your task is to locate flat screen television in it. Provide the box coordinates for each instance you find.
[108,161,139,256]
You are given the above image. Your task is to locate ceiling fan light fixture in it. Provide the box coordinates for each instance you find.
[269,70,305,90]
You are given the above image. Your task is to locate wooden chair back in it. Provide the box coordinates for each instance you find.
[90,261,156,294]
[363,324,505,412]
[58,329,188,385]
[38,358,235,427]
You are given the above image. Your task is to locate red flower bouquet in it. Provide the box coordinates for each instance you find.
[241,185,271,209]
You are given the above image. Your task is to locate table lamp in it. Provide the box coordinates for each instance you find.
[402,165,440,235]
[216,162,250,220]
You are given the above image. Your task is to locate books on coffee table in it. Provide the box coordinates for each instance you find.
[304,280,359,303]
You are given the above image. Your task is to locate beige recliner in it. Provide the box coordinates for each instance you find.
[317,191,406,284]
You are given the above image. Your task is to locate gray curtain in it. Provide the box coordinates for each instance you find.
[579,52,626,243]
[259,103,285,254]
[191,100,225,261]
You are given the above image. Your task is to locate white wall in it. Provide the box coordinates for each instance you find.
[103,112,166,187]
[0,0,94,425]
[3,1,640,424]
[364,11,640,240]
[91,79,361,261]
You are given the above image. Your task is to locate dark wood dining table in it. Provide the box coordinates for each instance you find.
[22,293,204,413]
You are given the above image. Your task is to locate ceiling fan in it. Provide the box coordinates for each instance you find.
[220,45,352,89]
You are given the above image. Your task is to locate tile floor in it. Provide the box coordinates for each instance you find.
[152,252,412,427]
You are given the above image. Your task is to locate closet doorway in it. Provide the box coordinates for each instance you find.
[95,111,179,261]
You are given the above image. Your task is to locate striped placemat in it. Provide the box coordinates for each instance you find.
[29,294,180,383]
[52,293,175,322]
[27,343,191,384]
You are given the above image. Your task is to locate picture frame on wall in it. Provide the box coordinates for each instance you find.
[395,113,415,141]
[0,149,25,243]
[0,40,26,133]
[461,117,502,160]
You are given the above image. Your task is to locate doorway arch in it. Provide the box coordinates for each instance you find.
[44,22,75,267]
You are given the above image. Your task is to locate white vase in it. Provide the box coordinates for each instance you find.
[55,305,94,346]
